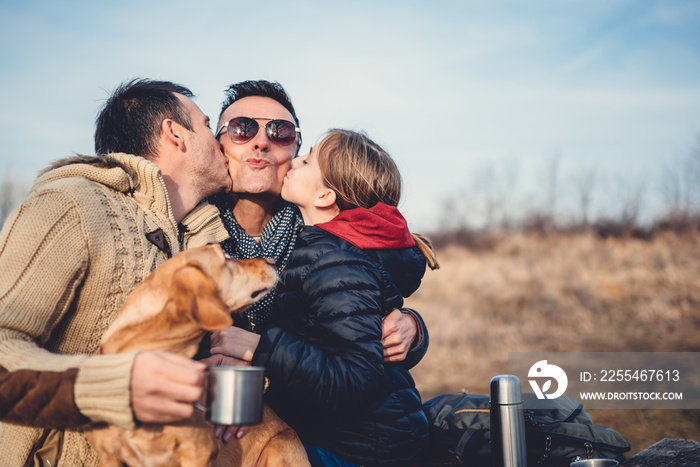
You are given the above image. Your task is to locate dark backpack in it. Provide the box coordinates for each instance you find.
[422,391,630,466]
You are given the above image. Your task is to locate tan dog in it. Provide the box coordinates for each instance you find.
[84,244,309,466]
[213,404,311,467]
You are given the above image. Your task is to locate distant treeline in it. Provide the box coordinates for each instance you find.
[428,212,700,250]
[430,135,700,249]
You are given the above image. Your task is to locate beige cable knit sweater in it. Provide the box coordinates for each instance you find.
[0,153,229,466]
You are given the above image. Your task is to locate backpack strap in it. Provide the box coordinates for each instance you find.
[454,427,487,460]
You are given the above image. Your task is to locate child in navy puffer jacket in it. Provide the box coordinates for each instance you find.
[243,129,438,466]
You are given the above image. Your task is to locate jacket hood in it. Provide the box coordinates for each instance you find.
[315,203,415,249]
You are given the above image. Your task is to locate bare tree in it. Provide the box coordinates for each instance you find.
[525,151,561,232]
[438,194,465,232]
[616,177,646,227]
[497,159,520,229]
[473,163,498,230]
[688,134,700,215]
[660,157,690,218]
[546,152,561,225]
[659,135,700,220]
[469,159,522,231]
[572,167,597,227]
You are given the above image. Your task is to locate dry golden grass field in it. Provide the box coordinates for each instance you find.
[406,230,700,457]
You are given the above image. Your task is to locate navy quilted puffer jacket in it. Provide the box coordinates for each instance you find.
[252,218,429,466]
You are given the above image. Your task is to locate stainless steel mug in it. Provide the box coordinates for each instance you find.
[570,460,619,467]
[206,366,265,426]
[490,375,528,467]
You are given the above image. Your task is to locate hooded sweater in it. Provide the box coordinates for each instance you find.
[253,203,429,466]
[0,153,228,466]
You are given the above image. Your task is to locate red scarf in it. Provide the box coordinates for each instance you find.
[315,203,415,249]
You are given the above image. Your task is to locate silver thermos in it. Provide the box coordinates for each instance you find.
[490,375,528,467]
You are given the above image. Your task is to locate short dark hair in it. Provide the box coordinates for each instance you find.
[94,79,194,158]
[219,80,299,128]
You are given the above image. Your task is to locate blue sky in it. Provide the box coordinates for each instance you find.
[1,0,699,230]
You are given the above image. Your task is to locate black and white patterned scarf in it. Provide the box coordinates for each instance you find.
[208,193,303,332]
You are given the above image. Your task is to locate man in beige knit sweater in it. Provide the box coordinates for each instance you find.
[0,79,232,466]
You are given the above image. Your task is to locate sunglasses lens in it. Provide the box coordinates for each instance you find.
[267,120,298,146]
[227,117,260,143]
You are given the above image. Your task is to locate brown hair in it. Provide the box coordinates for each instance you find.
[316,129,439,269]
[95,79,194,159]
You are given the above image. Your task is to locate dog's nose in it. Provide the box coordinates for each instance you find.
[263,257,275,265]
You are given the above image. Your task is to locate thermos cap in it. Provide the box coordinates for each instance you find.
[490,375,523,405]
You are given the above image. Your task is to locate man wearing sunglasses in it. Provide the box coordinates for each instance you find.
[200,80,429,442]
[0,79,231,466]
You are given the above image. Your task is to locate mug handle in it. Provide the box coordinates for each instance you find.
[193,368,211,413]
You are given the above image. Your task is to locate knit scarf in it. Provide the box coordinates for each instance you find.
[207,193,303,331]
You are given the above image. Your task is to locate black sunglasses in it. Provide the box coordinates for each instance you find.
[214,116,301,147]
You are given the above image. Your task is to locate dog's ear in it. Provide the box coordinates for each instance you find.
[170,265,233,330]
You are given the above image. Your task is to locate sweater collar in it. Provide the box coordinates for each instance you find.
[33,153,173,223]
[31,153,228,250]
[315,202,415,249]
